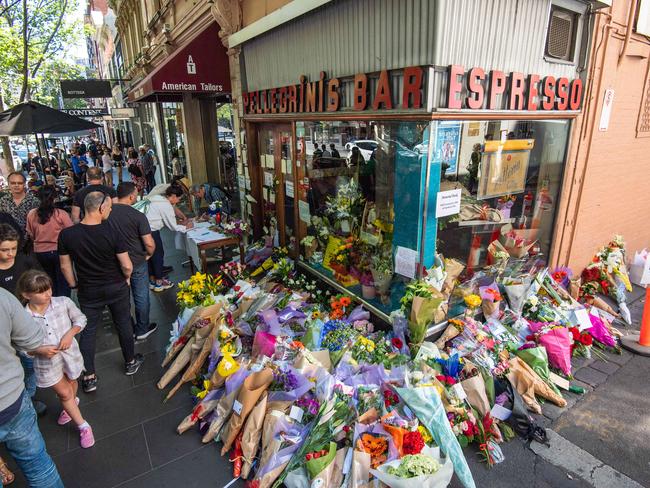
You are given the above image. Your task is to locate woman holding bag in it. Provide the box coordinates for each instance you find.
[111,144,124,184]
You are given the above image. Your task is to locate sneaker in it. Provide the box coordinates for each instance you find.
[125,354,145,375]
[149,281,156,290]
[57,398,80,425]
[152,278,174,292]
[79,425,95,448]
[82,376,98,393]
[33,400,47,417]
[135,322,158,341]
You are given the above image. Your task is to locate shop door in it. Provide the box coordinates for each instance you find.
[256,124,295,252]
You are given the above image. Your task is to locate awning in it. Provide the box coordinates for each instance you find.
[128,22,231,103]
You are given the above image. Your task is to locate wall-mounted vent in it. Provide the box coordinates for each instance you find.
[546,6,578,62]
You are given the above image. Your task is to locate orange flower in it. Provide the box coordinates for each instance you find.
[340,296,352,307]
[330,309,344,320]
[330,299,340,309]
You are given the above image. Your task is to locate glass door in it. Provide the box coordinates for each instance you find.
[256,124,294,251]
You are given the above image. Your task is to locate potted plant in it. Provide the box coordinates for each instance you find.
[360,271,376,299]
[300,235,318,260]
[371,253,393,300]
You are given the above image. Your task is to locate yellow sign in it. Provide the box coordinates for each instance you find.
[322,235,343,272]
[478,139,534,200]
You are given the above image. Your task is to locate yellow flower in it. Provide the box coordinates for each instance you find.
[221,342,235,354]
[464,294,482,309]
[217,354,239,377]
[418,425,434,445]
[219,330,229,340]
[311,310,321,319]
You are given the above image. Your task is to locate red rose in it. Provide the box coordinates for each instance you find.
[391,337,404,350]
[435,375,446,383]
[403,431,425,455]
[570,327,581,341]
[580,333,593,346]
[446,376,456,385]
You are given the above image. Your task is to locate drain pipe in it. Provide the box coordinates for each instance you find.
[618,0,638,66]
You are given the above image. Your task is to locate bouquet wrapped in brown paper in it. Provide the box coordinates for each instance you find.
[240,392,268,478]
[460,362,491,417]
[220,368,274,454]
[408,291,447,350]
[507,357,566,414]
[442,258,465,295]
[201,368,252,444]
[434,323,461,350]
[162,303,223,368]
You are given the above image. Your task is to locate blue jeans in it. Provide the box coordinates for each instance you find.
[0,391,63,488]
[131,261,150,336]
[19,354,36,398]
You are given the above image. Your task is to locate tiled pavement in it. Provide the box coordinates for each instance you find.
[1,230,244,488]
[3,232,649,487]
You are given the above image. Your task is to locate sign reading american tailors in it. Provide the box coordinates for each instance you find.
[242,65,584,115]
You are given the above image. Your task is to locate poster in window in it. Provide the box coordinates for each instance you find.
[478,139,534,200]
[433,122,462,175]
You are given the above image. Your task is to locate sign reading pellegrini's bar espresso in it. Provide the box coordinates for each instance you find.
[242,65,583,115]
[242,67,425,114]
[446,65,583,111]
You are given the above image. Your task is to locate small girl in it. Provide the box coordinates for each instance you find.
[18,270,95,448]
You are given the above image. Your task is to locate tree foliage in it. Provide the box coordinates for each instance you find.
[0,0,84,106]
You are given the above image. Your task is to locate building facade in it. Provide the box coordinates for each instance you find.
[553,0,650,269]
[219,0,603,320]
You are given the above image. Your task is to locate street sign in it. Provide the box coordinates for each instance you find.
[61,108,109,117]
[60,80,112,98]
[110,107,136,119]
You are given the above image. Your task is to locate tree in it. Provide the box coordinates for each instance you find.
[0,0,83,175]
[0,0,81,104]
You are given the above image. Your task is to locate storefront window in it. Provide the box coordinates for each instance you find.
[435,119,570,271]
[161,102,187,180]
[296,120,429,315]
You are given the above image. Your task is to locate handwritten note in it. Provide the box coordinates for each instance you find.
[395,246,418,279]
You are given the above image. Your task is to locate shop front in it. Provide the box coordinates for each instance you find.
[127,21,231,184]
[239,65,582,323]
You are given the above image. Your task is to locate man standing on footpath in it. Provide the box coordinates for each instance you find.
[108,182,158,341]
[0,288,64,487]
[71,167,117,224]
[58,192,143,393]
[0,172,40,231]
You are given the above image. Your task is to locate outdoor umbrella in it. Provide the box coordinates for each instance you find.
[0,100,101,136]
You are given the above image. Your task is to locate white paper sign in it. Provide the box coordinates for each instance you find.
[285,181,295,198]
[263,171,273,187]
[630,249,650,286]
[289,406,304,423]
[233,400,243,416]
[395,246,418,279]
[490,404,512,421]
[298,200,311,223]
[549,372,570,390]
[573,308,592,332]
[599,88,614,131]
[435,189,462,218]
[452,383,467,401]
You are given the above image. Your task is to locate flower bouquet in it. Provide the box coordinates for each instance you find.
[479,282,502,319]
[401,280,447,353]
[580,235,633,324]
[324,179,365,236]
[300,235,318,261]
[527,322,572,377]
[222,218,249,238]
[371,448,454,488]
[496,195,516,219]
[176,272,225,310]
[371,252,393,303]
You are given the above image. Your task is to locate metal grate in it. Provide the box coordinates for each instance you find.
[638,74,650,134]
[546,8,576,61]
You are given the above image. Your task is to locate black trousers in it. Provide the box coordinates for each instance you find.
[78,283,134,375]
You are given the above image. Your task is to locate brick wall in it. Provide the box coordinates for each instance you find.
[552,1,650,271]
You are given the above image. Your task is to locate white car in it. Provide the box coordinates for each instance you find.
[345,139,377,160]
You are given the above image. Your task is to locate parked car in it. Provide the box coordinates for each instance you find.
[344,139,378,160]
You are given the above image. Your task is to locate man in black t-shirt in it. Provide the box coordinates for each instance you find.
[108,182,157,341]
[71,167,117,224]
[59,191,143,393]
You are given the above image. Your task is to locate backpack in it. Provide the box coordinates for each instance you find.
[132,198,151,214]
[128,163,143,177]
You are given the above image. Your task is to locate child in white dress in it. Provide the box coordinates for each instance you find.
[18,270,95,448]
